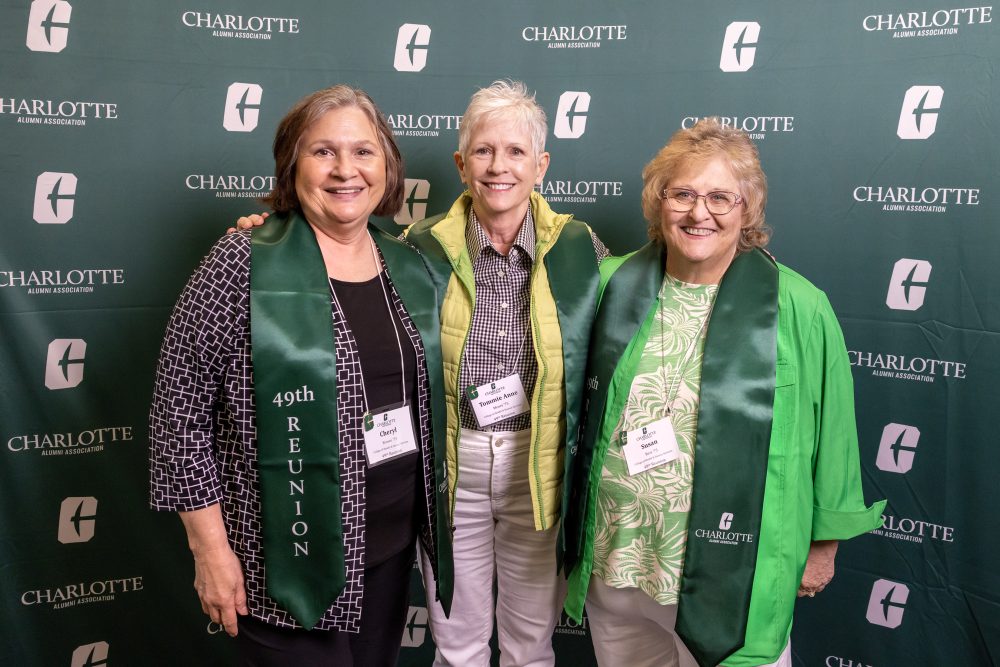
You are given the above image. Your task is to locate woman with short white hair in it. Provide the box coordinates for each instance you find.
[405,79,608,667]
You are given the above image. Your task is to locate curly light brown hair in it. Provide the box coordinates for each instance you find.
[641,117,770,253]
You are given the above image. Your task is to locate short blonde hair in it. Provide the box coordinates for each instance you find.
[457,80,547,158]
[641,117,770,253]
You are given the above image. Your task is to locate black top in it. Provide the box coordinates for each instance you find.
[330,273,421,567]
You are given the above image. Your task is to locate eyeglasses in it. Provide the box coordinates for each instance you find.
[661,188,743,215]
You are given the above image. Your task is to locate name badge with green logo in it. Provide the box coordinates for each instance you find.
[620,416,679,476]
[362,401,418,467]
[465,373,529,428]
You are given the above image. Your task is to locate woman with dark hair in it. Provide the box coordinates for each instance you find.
[149,85,451,666]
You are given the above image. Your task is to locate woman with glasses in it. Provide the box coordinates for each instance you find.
[560,118,884,667]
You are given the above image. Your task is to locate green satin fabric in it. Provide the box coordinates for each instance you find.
[562,241,664,571]
[370,230,454,616]
[542,222,601,547]
[250,213,343,630]
[673,248,779,667]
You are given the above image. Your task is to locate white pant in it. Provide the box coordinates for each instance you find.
[419,428,563,667]
[586,576,792,667]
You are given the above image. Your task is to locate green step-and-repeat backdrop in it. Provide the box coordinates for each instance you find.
[2,1,997,664]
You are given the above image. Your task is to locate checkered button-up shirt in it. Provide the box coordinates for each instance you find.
[458,207,609,431]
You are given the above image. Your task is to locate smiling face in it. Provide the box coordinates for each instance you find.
[454,117,550,228]
[660,156,745,284]
[294,106,386,234]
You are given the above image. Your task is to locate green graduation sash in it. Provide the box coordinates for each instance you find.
[675,248,778,667]
[250,213,344,629]
[573,243,778,666]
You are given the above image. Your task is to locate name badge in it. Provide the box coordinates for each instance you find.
[465,374,530,428]
[620,416,680,476]
[363,402,418,467]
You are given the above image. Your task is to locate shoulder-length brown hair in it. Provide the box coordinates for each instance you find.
[641,117,770,253]
[262,85,404,218]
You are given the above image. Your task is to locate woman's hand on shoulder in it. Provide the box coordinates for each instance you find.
[226,211,270,235]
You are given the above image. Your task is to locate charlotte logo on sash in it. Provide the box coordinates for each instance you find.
[897,86,943,139]
[58,496,98,544]
[223,83,263,132]
[394,23,431,72]
[693,511,753,545]
[34,172,77,224]
[394,179,430,225]
[400,606,429,647]
[824,655,874,667]
[26,0,72,53]
[885,258,932,311]
[45,338,86,390]
[866,579,909,628]
[876,423,920,474]
[719,21,759,72]
[553,91,590,139]
[71,642,109,667]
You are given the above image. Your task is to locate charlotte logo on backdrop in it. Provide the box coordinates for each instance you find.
[863,6,992,39]
[553,92,590,139]
[394,23,431,72]
[876,423,920,473]
[400,606,428,646]
[45,338,86,389]
[20,576,144,610]
[180,10,300,40]
[866,579,910,628]
[6,425,133,455]
[720,21,759,71]
[185,174,275,199]
[223,83,263,132]
[536,175,623,205]
[386,110,461,138]
[26,0,71,52]
[898,86,944,139]
[852,184,979,214]
[34,172,77,224]
[521,24,627,49]
[58,496,98,543]
[71,642,109,667]
[850,348,966,383]
[4,179,126,293]
[1,97,118,127]
[680,115,793,141]
[886,258,932,311]
[394,179,430,225]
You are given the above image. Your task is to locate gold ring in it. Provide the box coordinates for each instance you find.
[807,591,815,597]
